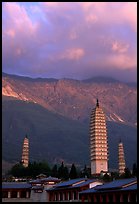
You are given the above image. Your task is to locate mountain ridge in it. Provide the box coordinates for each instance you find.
[2,72,137,84]
[2,72,137,127]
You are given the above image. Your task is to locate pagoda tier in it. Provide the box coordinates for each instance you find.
[21,136,29,167]
[118,142,126,174]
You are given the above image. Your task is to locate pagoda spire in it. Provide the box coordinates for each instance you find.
[96,98,99,107]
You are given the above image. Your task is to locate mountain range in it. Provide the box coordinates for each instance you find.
[2,73,137,174]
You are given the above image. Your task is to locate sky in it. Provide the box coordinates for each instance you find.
[2,2,137,82]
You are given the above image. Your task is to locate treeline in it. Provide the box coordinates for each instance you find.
[8,161,137,181]
[8,161,90,180]
[101,166,137,182]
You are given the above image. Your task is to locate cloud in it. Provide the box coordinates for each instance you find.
[5,29,15,38]
[59,48,85,61]
[2,2,36,34]
[122,2,137,32]
[105,54,136,70]
[2,2,137,82]
[2,2,37,56]
[86,14,98,24]
[80,2,137,31]
[111,41,129,53]
[69,30,78,40]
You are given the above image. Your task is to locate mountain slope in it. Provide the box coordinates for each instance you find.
[2,73,137,126]
[2,98,137,171]
[2,99,89,165]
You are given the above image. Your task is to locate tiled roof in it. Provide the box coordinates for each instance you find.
[30,176,60,184]
[36,173,46,177]
[2,182,31,189]
[94,178,137,190]
[121,183,137,191]
[70,179,98,188]
[54,178,85,188]
[29,179,41,183]
[47,178,86,191]
[80,178,137,194]
[41,176,60,182]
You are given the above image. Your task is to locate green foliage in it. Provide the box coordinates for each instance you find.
[124,167,132,178]
[69,163,77,179]
[7,161,137,182]
[10,163,26,177]
[58,162,69,180]
[132,163,137,177]
[79,165,91,178]
[9,161,51,178]
[110,171,119,180]
[119,167,132,179]
[63,166,69,180]
[51,164,58,177]
[9,161,74,180]
[102,173,111,182]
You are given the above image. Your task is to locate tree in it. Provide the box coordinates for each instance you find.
[37,161,51,175]
[63,166,69,180]
[124,167,132,178]
[111,171,119,180]
[58,162,69,180]
[10,163,26,177]
[58,162,64,179]
[132,163,137,177]
[51,164,58,177]
[102,173,111,182]
[9,161,51,178]
[69,163,77,179]
[81,165,90,178]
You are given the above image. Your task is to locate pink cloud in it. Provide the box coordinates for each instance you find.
[80,2,137,32]
[5,29,15,38]
[15,48,22,56]
[81,2,107,11]
[2,2,38,61]
[69,30,78,40]
[2,2,137,81]
[111,41,129,53]
[3,2,36,34]
[122,2,137,32]
[105,54,136,70]
[86,14,98,24]
[60,48,85,61]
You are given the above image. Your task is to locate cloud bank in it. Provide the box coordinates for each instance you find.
[2,2,137,82]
